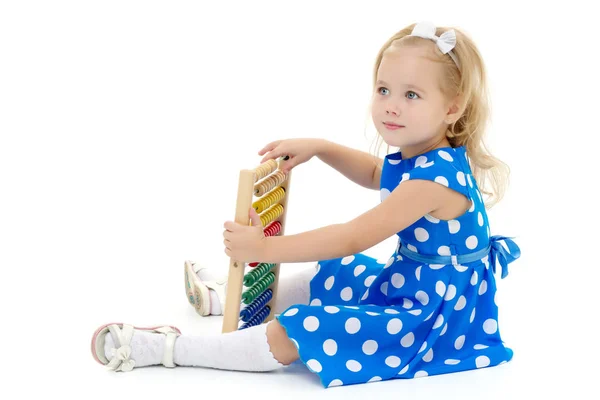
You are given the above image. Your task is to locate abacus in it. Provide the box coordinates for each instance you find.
[222,158,291,333]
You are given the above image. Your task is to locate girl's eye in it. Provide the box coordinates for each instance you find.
[407,91,419,100]
[377,87,389,95]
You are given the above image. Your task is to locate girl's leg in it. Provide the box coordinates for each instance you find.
[189,262,317,316]
[98,319,298,372]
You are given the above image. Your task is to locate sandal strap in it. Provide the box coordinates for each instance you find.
[104,324,179,372]
[155,326,179,368]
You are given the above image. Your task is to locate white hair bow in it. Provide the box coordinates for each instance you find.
[409,21,460,69]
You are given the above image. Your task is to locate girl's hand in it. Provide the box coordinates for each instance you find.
[223,207,268,262]
[258,138,325,173]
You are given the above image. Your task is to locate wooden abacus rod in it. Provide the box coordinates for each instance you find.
[222,168,255,333]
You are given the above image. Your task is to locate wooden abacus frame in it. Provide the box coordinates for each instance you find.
[222,158,292,333]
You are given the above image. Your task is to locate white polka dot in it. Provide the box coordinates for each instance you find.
[380,281,388,295]
[454,295,466,310]
[429,264,445,270]
[470,270,478,285]
[483,318,497,334]
[398,365,409,374]
[387,318,403,334]
[474,344,489,350]
[345,317,361,334]
[362,289,370,301]
[368,376,382,382]
[388,158,401,165]
[454,264,468,272]
[435,176,449,187]
[456,171,466,186]
[469,200,475,212]
[454,335,465,350]
[415,156,428,167]
[438,246,451,256]
[303,316,319,332]
[424,214,440,223]
[415,266,422,280]
[346,360,362,372]
[415,227,429,242]
[424,311,434,321]
[324,276,335,290]
[433,315,444,329]
[478,212,484,226]
[283,308,298,316]
[448,220,460,234]
[414,370,428,378]
[400,172,410,182]
[341,255,355,265]
[423,348,434,362]
[444,285,456,301]
[408,309,422,316]
[323,339,337,356]
[384,309,400,315]
[391,273,405,288]
[340,287,353,301]
[479,280,488,295]
[407,244,418,252]
[324,306,339,314]
[353,264,366,276]
[365,311,379,316]
[415,290,429,305]
[384,257,394,269]
[438,150,453,161]
[401,332,415,347]
[466,235,478,249]
[419,342,428,352]
[402,298,413,309]
[476,356,490,368]
[445,359,460,365]
[467,174,473,188]
[345,306,359,309]
[440,323,448,336]
[307,359,322,372]
[385,356,401,368]
[362,340,378,355]
[470,308,476,323]
[435,281,446,297]
[310,298,322,306]
[291,339,299,349]
[328,379,343,387]
[380,188,391,202]
[364,275,376,287]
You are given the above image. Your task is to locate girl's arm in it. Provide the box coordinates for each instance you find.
[316,140,384,190]
[261,179,447,263]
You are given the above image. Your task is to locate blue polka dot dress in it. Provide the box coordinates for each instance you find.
[276,145,521,388]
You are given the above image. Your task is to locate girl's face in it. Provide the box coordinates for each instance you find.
[371,45,457,157]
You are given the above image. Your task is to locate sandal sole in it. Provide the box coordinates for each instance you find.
[184,260,210,316]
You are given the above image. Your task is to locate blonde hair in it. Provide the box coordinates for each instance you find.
[367,23,509,209]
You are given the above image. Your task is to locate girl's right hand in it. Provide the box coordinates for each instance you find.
[257,138,325,173]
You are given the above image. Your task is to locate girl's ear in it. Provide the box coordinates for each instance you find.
[445,94,464,124]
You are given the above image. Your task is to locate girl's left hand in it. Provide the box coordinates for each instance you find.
[223,207,267,262]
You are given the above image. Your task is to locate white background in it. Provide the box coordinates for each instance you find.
[1,1,598,399]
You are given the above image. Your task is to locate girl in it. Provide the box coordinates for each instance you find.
[91,21,521,388]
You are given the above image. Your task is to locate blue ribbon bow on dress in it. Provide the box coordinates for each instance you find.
[488,235,521,279]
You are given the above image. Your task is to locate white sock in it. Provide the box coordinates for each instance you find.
[196,264,316,316]
[104,322,283,371]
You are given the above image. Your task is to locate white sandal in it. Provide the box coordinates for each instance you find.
[91,322,181,372]
[184,260,226,316]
